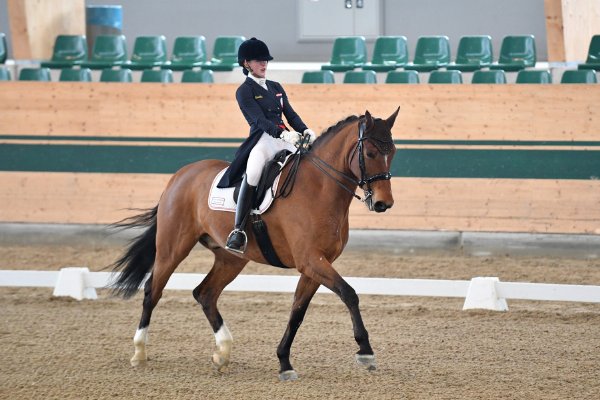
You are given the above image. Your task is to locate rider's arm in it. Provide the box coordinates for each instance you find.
[277,83,308,134]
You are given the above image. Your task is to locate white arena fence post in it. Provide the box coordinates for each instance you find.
[53,267,98,300]
[462,277,509,311]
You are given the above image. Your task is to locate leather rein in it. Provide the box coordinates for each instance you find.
[303,118,393,204]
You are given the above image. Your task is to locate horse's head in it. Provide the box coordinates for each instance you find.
[350,107,399,213]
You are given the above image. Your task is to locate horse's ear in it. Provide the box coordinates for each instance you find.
[365,110,374,130]
[386,106,400,129]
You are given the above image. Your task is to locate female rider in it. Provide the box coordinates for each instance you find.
[217,37,316,253]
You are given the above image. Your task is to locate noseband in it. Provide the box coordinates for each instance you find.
[306,118,393,204]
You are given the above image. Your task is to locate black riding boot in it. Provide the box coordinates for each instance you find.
[225,176,256,253]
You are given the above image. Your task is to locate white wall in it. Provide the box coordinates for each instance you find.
[384,0,547,62]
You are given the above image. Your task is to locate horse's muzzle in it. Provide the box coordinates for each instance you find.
[373,201,392,213]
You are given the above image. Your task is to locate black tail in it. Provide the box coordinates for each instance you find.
[110,206,158,298]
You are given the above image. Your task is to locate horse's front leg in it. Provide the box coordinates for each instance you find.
[300,257,376,371]
[277,274,320,381]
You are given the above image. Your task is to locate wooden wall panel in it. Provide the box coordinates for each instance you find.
[1,172,599,234]
[1,83,600,141]
[545,0,600,62]
[1,83,599,234]
[545,0,566,62]
[349,178,600,234]
[562,0,600,61]
[1,172,169,224]
[7,0,85,59]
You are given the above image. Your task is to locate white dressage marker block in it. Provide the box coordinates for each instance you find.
[462,277,508,311]
[52,267,97,300]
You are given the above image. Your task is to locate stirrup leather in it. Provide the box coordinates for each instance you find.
[225,229,248,254]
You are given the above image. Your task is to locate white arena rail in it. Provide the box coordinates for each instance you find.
[1,268,600,311]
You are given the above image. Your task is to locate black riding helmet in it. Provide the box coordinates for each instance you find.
[238,37,273,75]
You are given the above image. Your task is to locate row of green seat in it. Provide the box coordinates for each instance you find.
[321,34,600,73]
[322,35,537,73]
[303,69,598,84]
[38,34,245,71]
[5,32,600,74]
[3,66,595,84]
[0,67,214,83]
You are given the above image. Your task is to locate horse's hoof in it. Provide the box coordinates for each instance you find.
[355,354,377,371]
[212,352,230,372]
[130,356,147,367]
[279,370,298,381]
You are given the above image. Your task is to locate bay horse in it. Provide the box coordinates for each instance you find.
[111,107,399,380]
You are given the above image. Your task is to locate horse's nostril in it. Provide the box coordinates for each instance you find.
[374,201,389,213]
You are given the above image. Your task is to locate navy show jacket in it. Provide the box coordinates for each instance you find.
[217,77,308,188]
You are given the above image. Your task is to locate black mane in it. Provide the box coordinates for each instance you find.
[311,113,394,154]
[312,115,362,147]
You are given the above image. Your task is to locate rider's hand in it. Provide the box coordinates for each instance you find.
[303,128,316,144]
[280,130,302,146]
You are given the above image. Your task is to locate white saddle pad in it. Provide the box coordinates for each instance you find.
[208,168,283,214]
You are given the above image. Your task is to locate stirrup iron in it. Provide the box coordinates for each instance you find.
[225,229,248,254]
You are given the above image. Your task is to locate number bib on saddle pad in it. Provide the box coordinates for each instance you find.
[208,150,292,214]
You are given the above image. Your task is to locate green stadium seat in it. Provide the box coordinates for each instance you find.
[560,69,597,84]
[181,69,214,83]
[385,70,420,84]
[301,70,335,84]
[140,69,173,83]
[41,35,88,68]
[0,66,11,80]
[321,36,368,72]
[343,70,377,84]
[578,35,600,71]
[0,32,7,64]
[59,68,92,82]
[362,36,408,72]
[515,69,552,84]
[202,36,245,71]
[100,68,132,82]
[428,70,462,84]
[18,68,51,81]
[162,36,207,71]
[490,35,536,72]
[81,35,128,69]
[404,36,451,72]
[124,36,168,70]
[447,35,493,72]
[471,70,507,84]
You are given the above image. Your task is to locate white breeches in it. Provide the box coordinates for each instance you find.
[246,132,296,186]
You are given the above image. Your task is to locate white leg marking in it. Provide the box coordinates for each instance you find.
[215,323,233,347]
[131,327,148,367]
[279,369,299,381]
[213,323,233,371]
[355,354,377,371]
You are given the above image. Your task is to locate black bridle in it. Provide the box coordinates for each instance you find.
[305,118,392,207]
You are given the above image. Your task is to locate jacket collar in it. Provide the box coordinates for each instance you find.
[247,73,267,89]
[245,77,278,102]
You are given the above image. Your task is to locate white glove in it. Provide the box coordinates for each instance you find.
[303,128,316,144]
[280,130,302,146]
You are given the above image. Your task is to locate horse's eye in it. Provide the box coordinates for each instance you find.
[366,151,376,159]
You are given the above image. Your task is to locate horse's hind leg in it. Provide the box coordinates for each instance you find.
[192,247,248,372]
[131,230,198,367]
[277,274,320,381]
